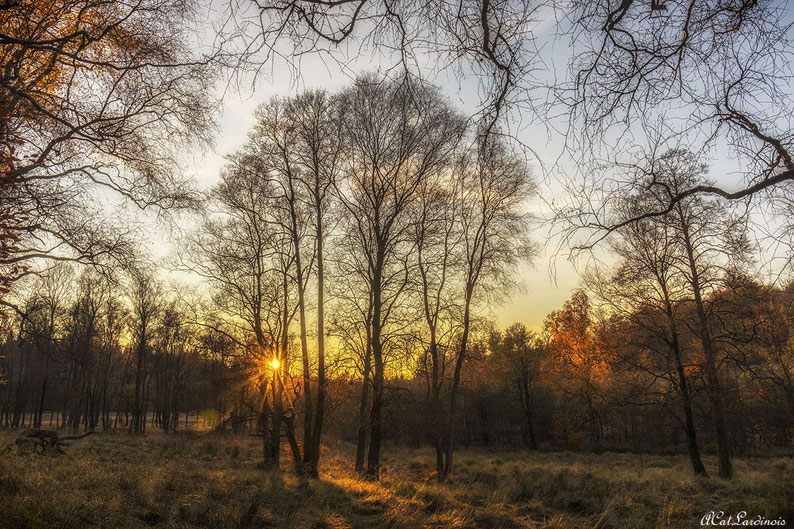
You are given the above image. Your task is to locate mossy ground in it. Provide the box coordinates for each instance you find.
[0,431,791,528]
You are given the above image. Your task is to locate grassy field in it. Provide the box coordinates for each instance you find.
[0,431,791,529]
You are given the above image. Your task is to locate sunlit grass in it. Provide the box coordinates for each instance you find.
[0,431,791,528]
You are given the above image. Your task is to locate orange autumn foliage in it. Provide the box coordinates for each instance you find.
[543,289,610,381]
[1,0,145,146]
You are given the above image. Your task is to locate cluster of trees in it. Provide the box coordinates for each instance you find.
[2,245,793,482]
[179,75,535,478]
[3,127,794,484]
[3,0,794,487]
[569,150,793,479]
[0,73,536,481]
[332,276,794,467]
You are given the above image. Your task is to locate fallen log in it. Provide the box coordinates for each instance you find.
[10,429,95,454]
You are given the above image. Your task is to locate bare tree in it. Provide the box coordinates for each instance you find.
[329,229,375,472]
[153,302,193,432]
[285,90,342,477]
[561,0,794,226]
[129,271,161,434]
[410,170,461,475]
[442,136,535,476]
[232,92,343,476]
[664,154,750,479]
[0,0,216,309]
[15,265,73,428]
[183,146,301,469]
[335,74,466,478]
[586,192,709,475]
[250,97,320,475]
[592,149,752,477]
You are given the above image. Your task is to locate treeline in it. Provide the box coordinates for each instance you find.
[332,279,794,460]
[1,270,792,479]
[174,75,536,480]
[0,267,248,433]
[2,74,536,482]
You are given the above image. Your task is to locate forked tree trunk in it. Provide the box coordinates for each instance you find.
[664,293,708,477]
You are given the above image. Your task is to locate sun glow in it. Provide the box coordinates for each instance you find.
[271,358,280,370]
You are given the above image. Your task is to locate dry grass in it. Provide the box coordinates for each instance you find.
[0,431,791,528]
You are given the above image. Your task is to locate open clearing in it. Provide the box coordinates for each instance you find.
[0,432,791,529]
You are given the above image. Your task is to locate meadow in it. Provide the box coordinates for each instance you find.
[0,431,791,529]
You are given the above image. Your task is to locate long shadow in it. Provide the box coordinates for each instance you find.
[237,469,391,529]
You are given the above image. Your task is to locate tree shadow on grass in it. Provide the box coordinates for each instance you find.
[234,470,393,529]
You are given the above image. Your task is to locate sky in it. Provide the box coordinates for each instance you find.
[144,2,783,332]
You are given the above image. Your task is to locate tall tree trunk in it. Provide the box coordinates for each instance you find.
[677,359,708,476]
[309,214,326,478]
[131,343,144,434]
[288,186,313,476]
[260,382,273,468]
[701,328,732,478]
[356,322,372,472]
[416,227,446,476]
[444,284,473,477]
[366,261,384,479]
[430,337,445,475]
[663,292,708,476]
[680,217,732,478]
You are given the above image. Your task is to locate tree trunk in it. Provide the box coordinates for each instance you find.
[34,361,48,429]
[680,218,733,478]
[281,411,303,474]
[523,387,538,450]
[444,284,473,477]
[309,209,326,478]
[431,336,445,475]
[355,313,372,473]
[366,261,384,479]
[672,349,707,475]
[261,383,274,469]
[288,182,313,476]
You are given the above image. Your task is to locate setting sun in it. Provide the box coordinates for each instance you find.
[270,358,279,370]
